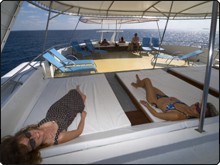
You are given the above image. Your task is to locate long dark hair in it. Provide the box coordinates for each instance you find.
[1,124,49,164]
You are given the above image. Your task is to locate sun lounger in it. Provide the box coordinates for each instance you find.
[22,74,131,157]
[168,66,219,97]
[49,48,95,66]
[84,39,108,54]
[116,69,219,122]
[71,40,92,57]
[43,52,97,73]
[152,37,165,51]
[152,49,204,66]
[141,37,152,52]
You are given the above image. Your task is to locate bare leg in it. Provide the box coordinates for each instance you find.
[76,85,86,103]
[153,87,166,96]
[131,74,157,105]
[131,43,134,51]
[142,78,158,105]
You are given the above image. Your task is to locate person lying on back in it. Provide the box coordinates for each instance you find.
[131,74,218,121]
[1,85,87,164]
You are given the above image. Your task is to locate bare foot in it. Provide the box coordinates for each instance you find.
[131,74,143,88]
[76,85,86,103]
[135,74,142,83]
[131,82,138,88]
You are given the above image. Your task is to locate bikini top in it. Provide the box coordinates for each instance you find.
[38,118,64,145]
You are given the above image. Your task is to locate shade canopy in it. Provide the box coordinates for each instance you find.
[79,16,159,24]
[30,1,218,19]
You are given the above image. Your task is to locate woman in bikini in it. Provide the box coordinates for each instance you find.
[1,85,87,164]
[131,74,218,121]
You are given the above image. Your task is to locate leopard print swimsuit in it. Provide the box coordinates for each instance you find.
[38,89,85,144]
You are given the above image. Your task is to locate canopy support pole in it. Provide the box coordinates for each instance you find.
[114,20,118,43]
[118,20,122,40]
[100,19,104,42]
[156,21,162,41]
[71,16,81,43]
[153,1,173,69]
[195,1,218,133]
[42,1,53,52]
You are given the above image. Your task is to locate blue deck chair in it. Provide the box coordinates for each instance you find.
[152,37,165,51]
[49,48,95,66]
[84,39,108,54]
[152,49,204,66]
[43,52,96,73]
[71,40,92,57]
[141,37,152,52]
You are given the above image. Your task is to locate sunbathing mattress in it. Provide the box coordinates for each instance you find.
[116,69,219,122]
[23,74,131,135]
[168,66,219,95]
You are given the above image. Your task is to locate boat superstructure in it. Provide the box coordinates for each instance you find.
[1,1,219,164]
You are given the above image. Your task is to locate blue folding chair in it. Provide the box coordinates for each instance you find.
[141,37,152,52]
[152,37,165,51]
[71,40,92,57]
[43,52,96,73]
[152,50,204,66]
[84,39,108,54]
[49,48,95,66]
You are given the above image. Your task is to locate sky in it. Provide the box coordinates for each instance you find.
[12,1,219,31]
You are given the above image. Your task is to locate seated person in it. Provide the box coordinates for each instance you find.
[100,39,110,46]
[1,85,87,164]
[119,36,125,43]
[131,74,218,121]
[130,33,140,51]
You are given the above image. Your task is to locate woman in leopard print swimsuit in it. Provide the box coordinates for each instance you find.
[1,85,87,164]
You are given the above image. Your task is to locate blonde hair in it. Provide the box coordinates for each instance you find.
[206,102,219,117]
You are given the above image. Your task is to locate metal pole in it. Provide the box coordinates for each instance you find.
[100,19,104,42]
[42,1,53,52]
[71,16,81,42]
[1,53,43,88]
[114,20,118,43]
[153,1,173,69]
[156,21,162,41]
[196,1,218,133]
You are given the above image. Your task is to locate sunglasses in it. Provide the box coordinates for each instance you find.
[24,131,36,150]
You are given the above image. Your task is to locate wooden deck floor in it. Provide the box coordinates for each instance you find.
[55,50,190,77]
[93,50,189,73]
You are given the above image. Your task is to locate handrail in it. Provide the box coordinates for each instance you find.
[1,52,45,88]
[1,43,70,89]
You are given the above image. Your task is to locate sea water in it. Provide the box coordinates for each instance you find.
[1,29,219,76]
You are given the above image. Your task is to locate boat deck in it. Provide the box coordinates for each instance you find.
[1,49,218,164]
[54,50,192,77]
[52,50,205,125]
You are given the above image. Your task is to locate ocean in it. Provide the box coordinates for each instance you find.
[1,29,219,77]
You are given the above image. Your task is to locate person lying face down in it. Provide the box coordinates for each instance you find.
[1,85,87,164]
[131,74,218,121]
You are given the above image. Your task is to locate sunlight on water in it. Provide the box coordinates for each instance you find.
[1,29,219,76]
